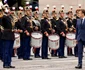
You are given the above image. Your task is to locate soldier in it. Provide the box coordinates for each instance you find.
[20,6,32,60]
[50,10,60,57]
[66,11,75,56]
[2,7,15,68]
[32,9,41,58]
[58,10,67,58]
[41,10,51,59]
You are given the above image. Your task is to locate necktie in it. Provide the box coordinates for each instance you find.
[80,19,83,29]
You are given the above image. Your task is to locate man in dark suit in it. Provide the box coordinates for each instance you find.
[75,9,85,69]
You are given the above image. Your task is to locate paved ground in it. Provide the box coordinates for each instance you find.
[0,47,85,70]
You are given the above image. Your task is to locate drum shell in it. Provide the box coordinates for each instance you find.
[31,32,42,48]
[13,33,20,49]
[48,35,59,50]
[66,33,76,48]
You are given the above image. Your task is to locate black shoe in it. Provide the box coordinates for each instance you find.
[18,57,23,59]
[42,57,51,59]
[59,56,67,58]
[51,54,57,57]
[68,54,74,56]
[75,55,78,57]
[75,65,82,69]
[3,66,10,68]
[9,66,15,68]
[23,58,32,60]
[35,56,41,58]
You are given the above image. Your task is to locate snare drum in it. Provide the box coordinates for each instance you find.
[66,33,76,48]
[31,32,42,48]
[48,35,60,50]
[13,33,20,49]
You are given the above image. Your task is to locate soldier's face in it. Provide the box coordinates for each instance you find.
[69,13,73,18]
[53,13,57,17]
[60,12,64,18]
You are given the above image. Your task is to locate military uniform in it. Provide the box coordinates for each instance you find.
[32,18,41,58]
[2,14,15,67]
[50,17,60,57]
[58,17,67,58]
[41,17,51,59]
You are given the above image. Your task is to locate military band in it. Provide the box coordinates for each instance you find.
[0,2,85,69]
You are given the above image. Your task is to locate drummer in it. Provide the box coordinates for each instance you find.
[41,9,51,59]
[16,7,25,59]
[20,6,33,60]
[66,11,75,56]
[32,7,41,58]
[50,10,60,57]
[58,10,67,58]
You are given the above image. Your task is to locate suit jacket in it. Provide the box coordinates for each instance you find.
[1,15,15,40]
[76,18,85,41]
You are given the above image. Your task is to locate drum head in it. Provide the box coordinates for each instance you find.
[66,33,75,40]
[31,32,42,39]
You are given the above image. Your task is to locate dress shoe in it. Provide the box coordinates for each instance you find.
[3,66,15,68]
[51,54,57,57]
[3,66,10,68]
[23,58,32,60]
[68,54,74,56]
[35,56,41,58]
[18,57,23,59]
[9,66,15,68]
[59,56,67,58]
[42,57,51,59]
[75,65,82,69]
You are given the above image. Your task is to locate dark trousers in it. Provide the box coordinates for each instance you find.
[23,36,31,59]
[33,47,40,57]
[41,36,48,58]
[51,49,58,56]
[17,38,24,58]
[58,36,66,56]
[74,45,78,56]
[67,47,73,55]
[77,40,85,66]
[0,39,3,60]
[3,40,14,67]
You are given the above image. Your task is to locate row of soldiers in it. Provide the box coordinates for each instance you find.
[0,4,79,68]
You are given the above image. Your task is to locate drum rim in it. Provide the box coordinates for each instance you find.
[49,46,59,50]
[66,33,75,40]
[32,46,41,48]
[65,44,76,48]
[31,32,42,39]
[13,46,20,49]
[48,34,59,42]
